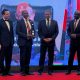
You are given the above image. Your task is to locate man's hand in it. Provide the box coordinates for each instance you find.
[43,38,49,42]
[0,44,1,50]
[47,38,53,41]
[27,34,35,39]
[71,34,76,38]
[43,38,52,42]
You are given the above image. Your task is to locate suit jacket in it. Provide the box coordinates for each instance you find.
[16,19,35,46]
[0,18,14,46]
[67,19,80,45]
[38,19,59,44]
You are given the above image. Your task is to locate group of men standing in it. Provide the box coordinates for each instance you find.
[0,9,80,76]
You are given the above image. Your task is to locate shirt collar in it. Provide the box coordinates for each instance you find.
[46,18,51,21]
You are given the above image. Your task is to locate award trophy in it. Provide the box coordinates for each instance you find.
[27,29,34,39]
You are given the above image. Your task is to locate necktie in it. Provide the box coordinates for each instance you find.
[47,19,49,27]
[46,19,50,27]
[26,21,31,34]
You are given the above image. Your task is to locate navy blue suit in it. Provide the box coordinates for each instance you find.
[16,19,35,73]
[38,19,59,72]
[0,18,14,74]
[67,19,80,71]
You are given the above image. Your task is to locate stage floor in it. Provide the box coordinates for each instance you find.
[0,72,80,80]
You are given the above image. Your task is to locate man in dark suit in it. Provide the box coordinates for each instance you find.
[38,10,59,75]
[16,10,35,76]
[0,46,1,74]
[66,11,80,75]
[0,9,14,76]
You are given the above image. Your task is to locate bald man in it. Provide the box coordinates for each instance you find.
[16,10,35,76]
[66,11,80,75]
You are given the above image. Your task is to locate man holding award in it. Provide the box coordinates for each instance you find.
[16,10,35,76]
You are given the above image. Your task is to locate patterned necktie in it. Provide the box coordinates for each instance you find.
[26,21,31,34]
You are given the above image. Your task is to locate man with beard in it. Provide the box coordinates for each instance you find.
[66,11,80,75]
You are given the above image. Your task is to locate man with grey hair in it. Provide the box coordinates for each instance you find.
[38,10,59,75]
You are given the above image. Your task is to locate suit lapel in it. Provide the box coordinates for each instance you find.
[21,19,33,35]
[29,20,32,30]
[44,20,49,31]
[75,20,80,31]
[22,19,32,30]
[22,19,26,28]
[8,20,11,31]
[2,19,11,32]
[21,19,27,33]
[71,20,75,32]
[73,19,80,31]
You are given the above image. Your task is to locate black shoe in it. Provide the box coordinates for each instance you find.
[77,71,80,75]
[1,74,7,76]
[20,72,27,76]
[38,72,42,75]
[26,72,34,75]
[0,71,2,74]
[21,72,34,76]
[7,73,13,76]
[0,71,2,76]
[38,71,43,75]
[2,73,7,76]
[2,73,13,76]
[66,71,71,75]
[48,71,52,75]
